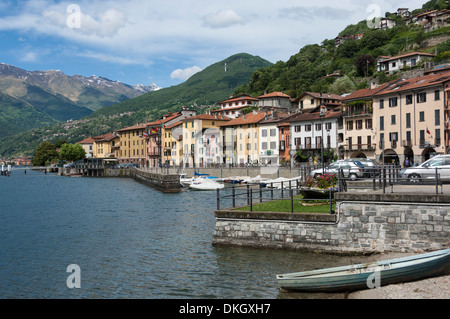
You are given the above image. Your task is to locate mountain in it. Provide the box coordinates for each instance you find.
[0,53,272,156]
[0,63,161,112]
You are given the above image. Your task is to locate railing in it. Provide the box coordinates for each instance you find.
[216,179,335,215]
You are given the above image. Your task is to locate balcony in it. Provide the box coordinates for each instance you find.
[342,144,376,152]
[402,140,412,147]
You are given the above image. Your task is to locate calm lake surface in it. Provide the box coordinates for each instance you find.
[0,169,360,299]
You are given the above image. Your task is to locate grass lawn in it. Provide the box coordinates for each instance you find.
[234,195,335,214]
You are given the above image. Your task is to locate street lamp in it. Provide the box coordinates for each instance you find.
[319,105,327,174]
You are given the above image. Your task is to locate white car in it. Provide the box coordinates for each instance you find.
[399,155,450,183]
[309,160,365,181]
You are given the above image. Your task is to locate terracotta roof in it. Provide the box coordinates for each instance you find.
[294,92,342,102]
[164,121,183,130]
[77,137,94,144]
[219,111,270,127]
[181,114,231,122]
[92,133,117,142]
[218,95,259,104]
[116,123,152,132]
[258,92,291,99]
[211,105,249,112]
[287,110,342,123]
[379,52,435,63]
[342,80,399,101]
[374,72,450,96]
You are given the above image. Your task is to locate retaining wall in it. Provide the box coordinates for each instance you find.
[213,193,450,254]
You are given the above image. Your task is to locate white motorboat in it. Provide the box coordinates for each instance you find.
[189,178,224,191]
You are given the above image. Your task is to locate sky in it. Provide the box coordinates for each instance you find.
[0,0,426,88]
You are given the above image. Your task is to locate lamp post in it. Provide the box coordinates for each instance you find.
[319,105,326,174]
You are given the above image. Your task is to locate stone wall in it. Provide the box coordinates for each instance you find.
[213,193,450,254]
[129,168,181,193]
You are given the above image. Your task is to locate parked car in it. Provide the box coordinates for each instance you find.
[398,155,450,183]
[345,158,381,177]
[64,163,76,168]
[309,160,365,181]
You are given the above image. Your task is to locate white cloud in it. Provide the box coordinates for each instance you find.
[202,9,244,29]
[20,51,38,62]
[170,66,203,81]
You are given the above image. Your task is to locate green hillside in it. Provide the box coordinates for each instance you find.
[235,2,450,98]
[0,53,272,156]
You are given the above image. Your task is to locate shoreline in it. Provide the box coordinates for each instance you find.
[347,252,450,299]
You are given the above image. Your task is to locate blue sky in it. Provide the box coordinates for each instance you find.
[0,0,425,88]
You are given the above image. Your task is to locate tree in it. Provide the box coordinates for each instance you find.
[59,143,86,162]
[32,142,58,166]
[354,55,376,77]
[328,75,356,95]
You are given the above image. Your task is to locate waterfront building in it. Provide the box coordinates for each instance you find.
[116,123,149,167]
[163,121,184,166]
[77,137,94,158]
[341,85,386,160]
[293,92,342,113]
[145,108,197,168]
[288,106,342,165]
[92,133,119,159]
[372,72,450,165]
[219,111,269,166]
[181,114,230,167]
[211,94,259,119]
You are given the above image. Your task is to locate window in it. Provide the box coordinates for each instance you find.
[389,132,398,141]
[347,120,353,131]
[417,92,426,103]
[380,116,384,131]
[380,99,384,109]
[419,112,425,122]
[406,131,411,142]
[262,129,267,137]
[435,110,440,126]
[270,141,276,149]
[389,97,398,107]
[294,138,301,147]
[365,119,372,129]
[391,115,396,125]
[436,129,441,146]
[305,125,312,132]
[247,143,251,151]
[270,129,276,136]
[406,113,411,128]
[325,123,332,130]
[315,123,322,131]
[435,90,440,101]
[295,125,301,132]
[406,95,413,105]
[356,120,363,130]
[262,142,268,150]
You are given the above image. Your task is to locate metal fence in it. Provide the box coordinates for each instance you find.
[216,179,335,215]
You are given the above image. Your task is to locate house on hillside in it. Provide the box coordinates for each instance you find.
[257,92,294,111]
[211,95,259,119]
[377,52,435,74]
[293,92,343,113]
[77,137,94,158]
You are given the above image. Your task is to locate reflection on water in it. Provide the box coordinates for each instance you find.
[0,170,370,299]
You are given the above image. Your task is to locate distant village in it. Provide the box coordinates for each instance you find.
[2,7,450,169]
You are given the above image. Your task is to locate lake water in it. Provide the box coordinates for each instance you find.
[0,169,357,299]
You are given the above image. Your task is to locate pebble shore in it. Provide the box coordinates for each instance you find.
[347,252,450,299]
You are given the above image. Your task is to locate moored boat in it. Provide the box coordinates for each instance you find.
[189,178,224,191]
[276,248,450,293]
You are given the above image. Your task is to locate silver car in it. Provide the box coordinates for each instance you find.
[399,155,450,183]
[309,160,365,180]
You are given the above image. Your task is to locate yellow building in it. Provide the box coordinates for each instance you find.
[115,123,149,167]
[181,114,230,167]
[163,121,184,166]
[219,111,268,166]
[92,133,120,159]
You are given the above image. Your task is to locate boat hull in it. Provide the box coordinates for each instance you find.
[277,249,450,293]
